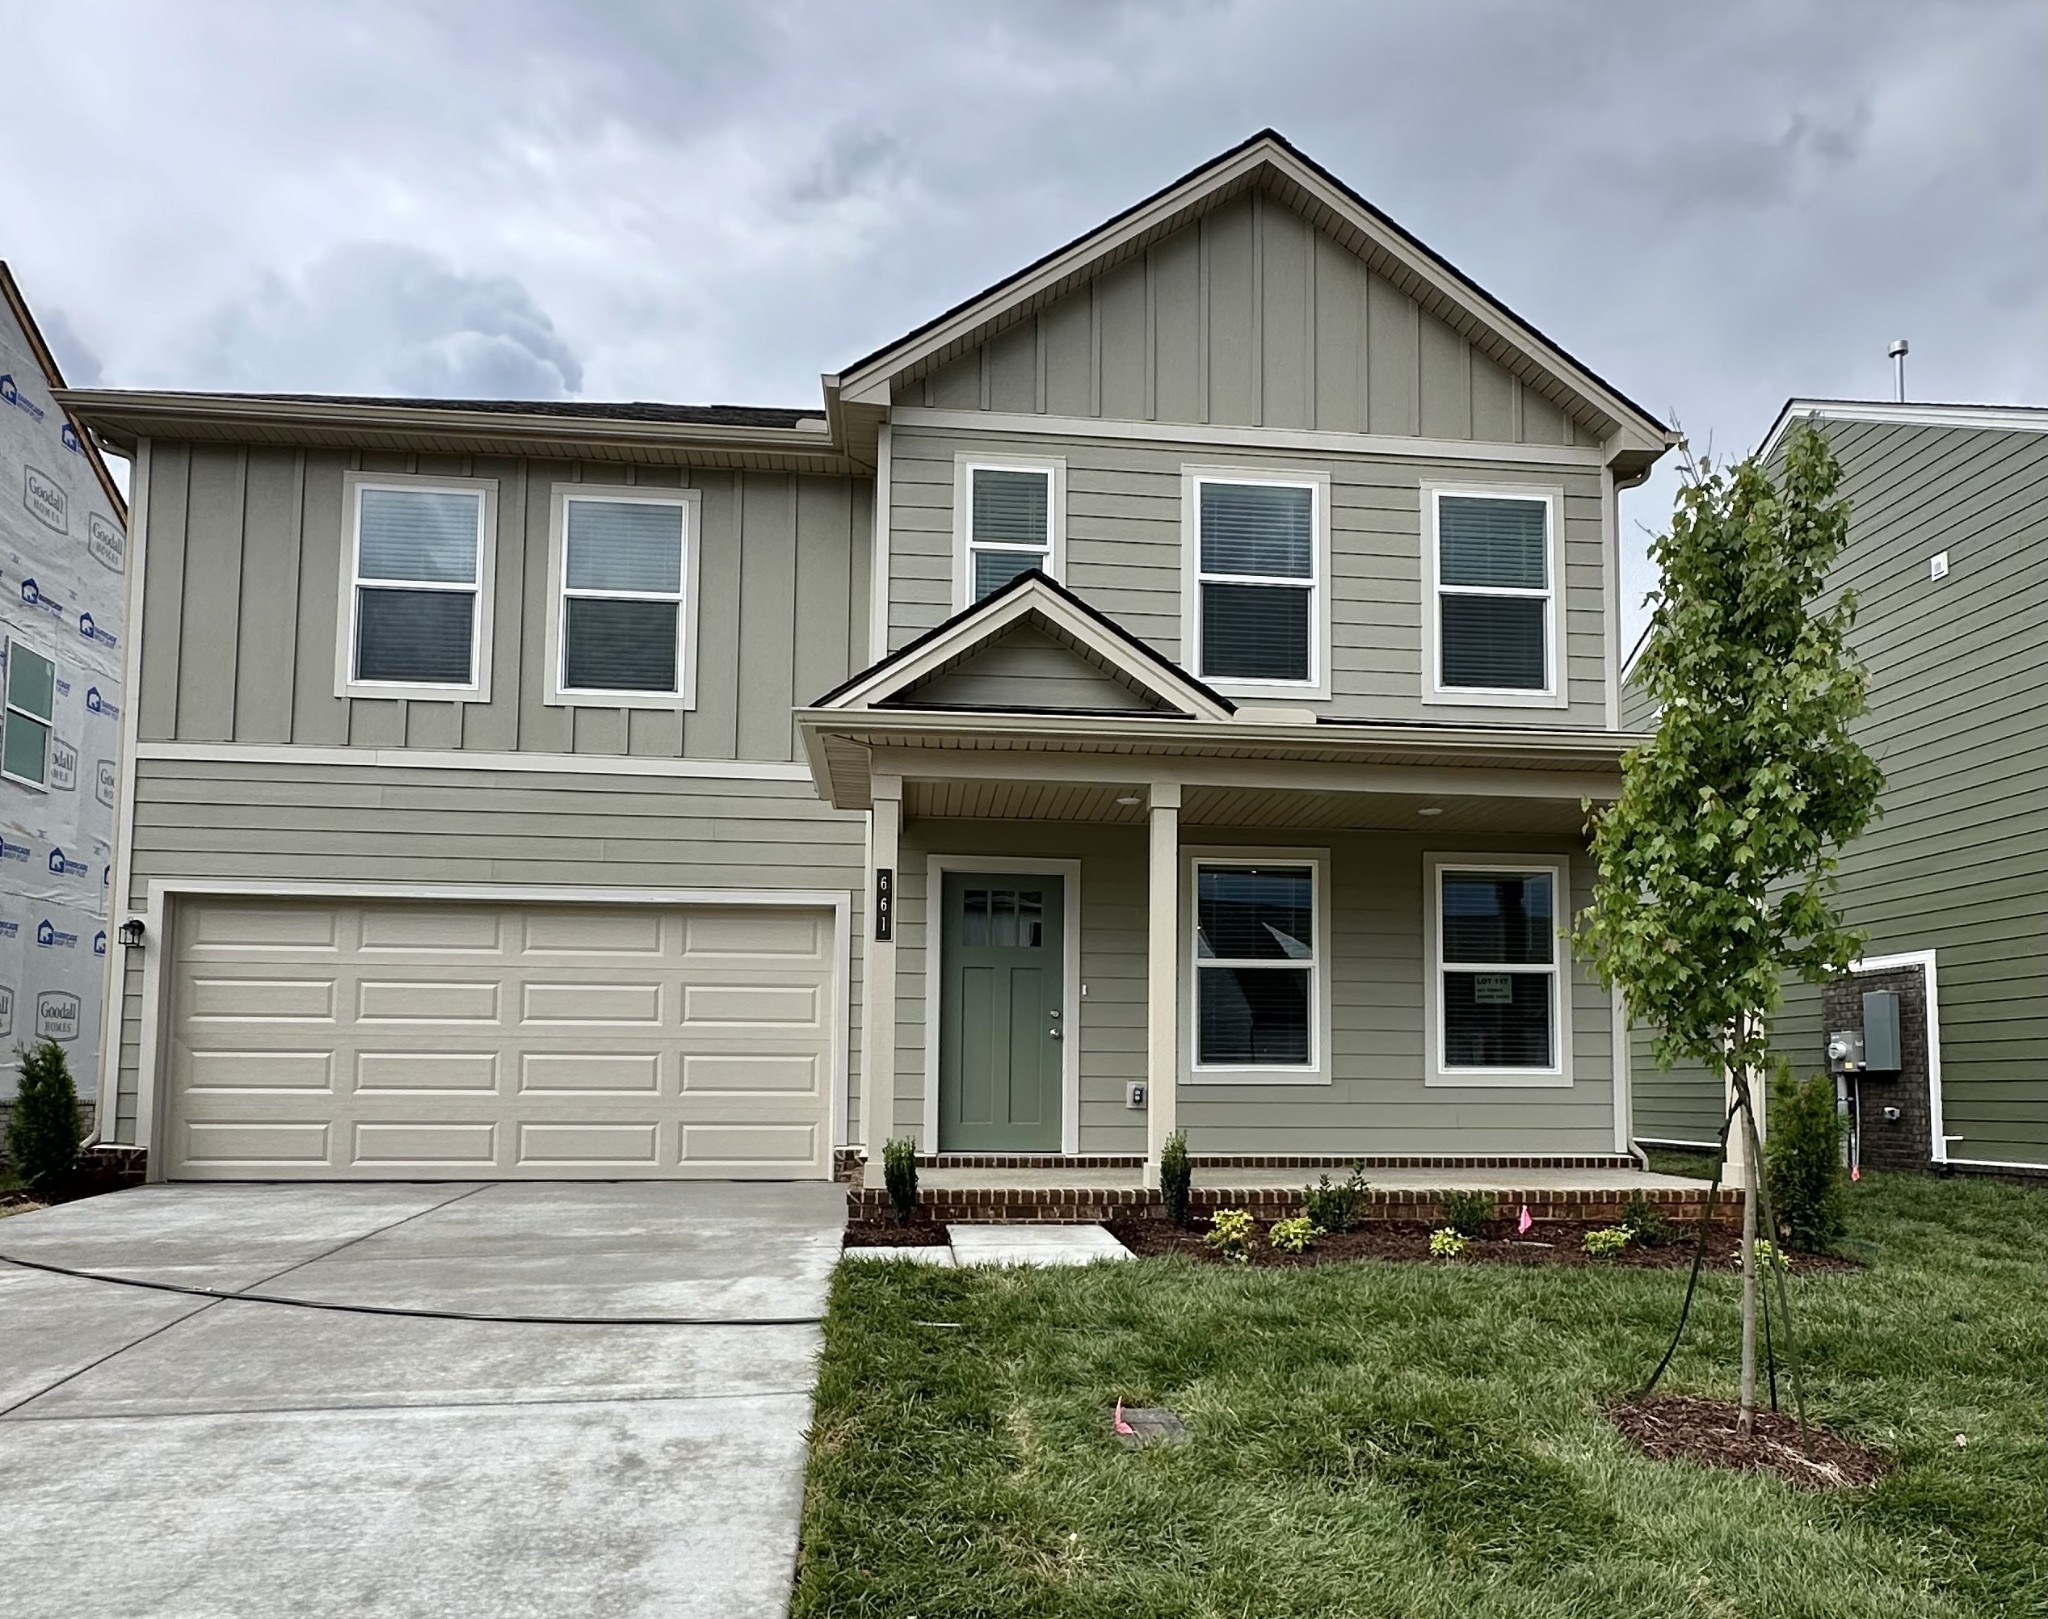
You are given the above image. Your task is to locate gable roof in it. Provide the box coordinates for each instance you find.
[0,261,129,523]
[832,129,1670,469]
[1759,398,2048,461]
[811,569,1236,721]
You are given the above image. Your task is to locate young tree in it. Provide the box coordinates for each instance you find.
[6,1039,82,1192]
[1577,423,1882,1433]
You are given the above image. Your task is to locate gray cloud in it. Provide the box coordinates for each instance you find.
[185,243,582,398]
[790,121,905,207]
[34,307,104,387]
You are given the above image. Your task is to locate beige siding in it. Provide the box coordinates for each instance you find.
[893,820,1616,1156]
[900,191,1595,446]
[111,758,867,1145]
[137,444,873,763]
[888,424,1609,726]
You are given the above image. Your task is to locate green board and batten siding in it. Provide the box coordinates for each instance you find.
[900,190,1596,448]
[1626,415,2048,1167]
[138,442,872,760]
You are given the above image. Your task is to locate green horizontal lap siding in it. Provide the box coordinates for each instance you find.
[137,443,872,763]
[110,758,868,1145]
[901,189,1596,448]
[1623,417,2048,1164]
[897,625,1164,712]
[890,821,1615,1157]
[889,425,1608,727]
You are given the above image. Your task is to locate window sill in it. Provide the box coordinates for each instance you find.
[338,681,487,703]
[1201,676,1331,704]
[1185,1066,1332,1087]
[1425,1069,1573,1089]
[1423,686,1568,710]
[545,691,698,712]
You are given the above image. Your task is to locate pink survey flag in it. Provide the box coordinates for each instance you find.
[1113,1400,1135,1436]
[1517,1205,1533,1235]
[1851,1165,1861,1182]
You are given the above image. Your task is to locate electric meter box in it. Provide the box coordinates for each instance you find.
[1862,989,1902,1074]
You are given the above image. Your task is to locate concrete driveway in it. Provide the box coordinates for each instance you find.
[0,1180,845,1619]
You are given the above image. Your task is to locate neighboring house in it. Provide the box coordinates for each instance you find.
[61,131,1675,1186]
[1626,400,2047,1177]
[0,263,128,1128]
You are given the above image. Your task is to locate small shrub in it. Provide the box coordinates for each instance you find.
[1269,1216,1324,1254]
[1766,1068,1848,1252]
[881,1137,919,1227]
[6,1040,80,1192]
[1439,1190,1495,1239]
[1428,1227,1468,1259]
[1619,1191,1672,1247]
[1583,1225,1634,1258]
[1740,1238,1793,1273]
[1159,1130,1193,1228]
[1302,1163,1370,1232]
[1205,1208,1256,1264]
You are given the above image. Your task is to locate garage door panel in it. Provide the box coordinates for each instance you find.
[165,898,836,1181]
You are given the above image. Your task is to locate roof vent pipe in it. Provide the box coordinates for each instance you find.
[1889,338,1909,403]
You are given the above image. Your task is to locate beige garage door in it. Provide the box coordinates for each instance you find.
[162,898,837,1180]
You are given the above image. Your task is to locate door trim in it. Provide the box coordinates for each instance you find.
[132,878,852,1177]
[922,855,1081,1156]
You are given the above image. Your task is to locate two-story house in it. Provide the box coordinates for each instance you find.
[61,131,1673,1189]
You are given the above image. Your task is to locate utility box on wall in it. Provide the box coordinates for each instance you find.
[1862,989,1902,1073]
[1823,964,1934,1175]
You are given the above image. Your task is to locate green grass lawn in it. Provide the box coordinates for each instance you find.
[796,1174,2045,1618]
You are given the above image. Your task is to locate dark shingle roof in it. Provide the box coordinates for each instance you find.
[195,392,823,429]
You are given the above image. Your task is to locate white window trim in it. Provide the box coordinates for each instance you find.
[920,854,1082,1155]
[952,454,1066,611]
[1179,466,1332,702]
[1423,852,1573,1088]
[1181,846,1332,1086]
[336,472,497,701]
[1,634,54,791]
[542,484,702,710]
[1420,482,1567,710]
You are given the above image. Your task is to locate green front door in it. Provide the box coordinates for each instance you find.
[939,872,1065,1152]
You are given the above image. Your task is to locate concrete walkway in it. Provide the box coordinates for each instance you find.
[0,1180,844,1619]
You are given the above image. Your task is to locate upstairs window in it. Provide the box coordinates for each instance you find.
[1429,489,1559,701]
[957,459,1061,606]
[1190,474,1325,691]
[343,478,492,696]
[549,490,697,706]
[2,638,54,789]
[1430,861,1564,1080]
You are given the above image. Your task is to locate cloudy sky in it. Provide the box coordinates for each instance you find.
[5,0,2042,638]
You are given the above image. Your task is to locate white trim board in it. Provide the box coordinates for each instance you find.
[920,855,1083,1155]
[1851,947,1947,1166]
[130,741,814,782]
[1758,399,2048,461]
[891,406,1606,468]
[128,878,853,1176]
[869,420,893,662]
[541,483,703,711]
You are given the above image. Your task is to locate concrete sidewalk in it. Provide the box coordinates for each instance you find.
[0,1181,844,1619]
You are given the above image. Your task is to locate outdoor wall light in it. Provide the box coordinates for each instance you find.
[117,918,147,949]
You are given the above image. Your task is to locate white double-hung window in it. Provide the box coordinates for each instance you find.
[545,486,700,708]
[1185,850,1331,1084]
[1424,486,1563,705]
[1425,856,1570,1086]
[954,456,1063,607]
[1184,469,1330,698]
[1,637,55,789]
[339,475,494,698]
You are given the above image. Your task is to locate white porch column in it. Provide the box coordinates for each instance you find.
[1144,782,1181,1187]
[859,775,902,1171]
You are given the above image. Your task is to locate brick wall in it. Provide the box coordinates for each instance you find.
[1823,964,1933,1174]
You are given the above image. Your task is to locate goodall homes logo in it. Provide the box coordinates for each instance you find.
[36,991,80,1041]
[50,738,76,791]
[23,467,66,533]
[0,374,45,421]
[87,511,124,572]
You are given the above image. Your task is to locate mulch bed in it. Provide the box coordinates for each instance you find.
[844,1219,954,1248]
[1104,1216,1863,1273]
[1609,1393,1891,1490]
[0,1191,50,1219]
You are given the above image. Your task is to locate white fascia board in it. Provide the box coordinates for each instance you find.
[130,741,814,782]
[1760,399,2048,461]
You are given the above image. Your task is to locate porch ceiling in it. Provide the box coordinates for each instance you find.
[904,777,1589,833]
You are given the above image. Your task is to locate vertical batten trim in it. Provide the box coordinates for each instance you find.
[1196,215,1211,426]
[1033,312,1047,415]
[1602,460,1621,727]
[869,422,892,661]
[1088,279,1102,419]
[1250,188,1265,429]
[1143,244,1157,422]
[1302,212,1318,430]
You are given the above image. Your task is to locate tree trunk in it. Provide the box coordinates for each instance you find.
[1737,1077,1759,1437]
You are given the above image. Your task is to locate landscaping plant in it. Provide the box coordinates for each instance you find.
[1427,1227,1467,1259]
[1159,1129,1194,1227]
[1204,1208,1256,1264]
[1301,1163,1370,1232]
[1583,1226,1634,1259]
[6,1039,80,1193]
[1575,422,1881,1434]
[1741,1239,1792,1274]
[881,1137,919,1227]
[1767,1068,1849,1252]
[1268,1216,1323,1254]
[1620,1191,1672,1247]
[1438,1191,1494,1240]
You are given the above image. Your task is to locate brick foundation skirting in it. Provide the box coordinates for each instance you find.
[851,1184,1742,1226]
[836,1150,1641,1177]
